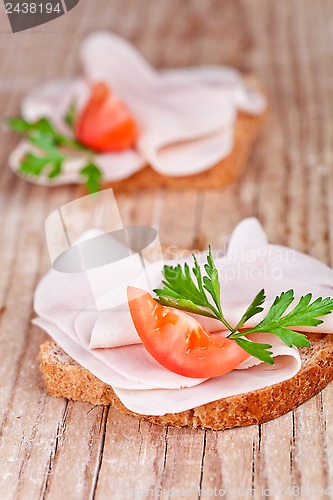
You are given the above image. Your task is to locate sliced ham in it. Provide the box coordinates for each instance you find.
[113,334,301,416]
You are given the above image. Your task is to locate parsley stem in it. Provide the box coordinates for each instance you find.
[228,331,245,339]
[214,311,234,333]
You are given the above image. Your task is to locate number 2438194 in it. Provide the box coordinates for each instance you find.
[5,3,62,14]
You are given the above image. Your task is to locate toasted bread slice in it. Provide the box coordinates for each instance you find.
[40,333,333,430]
[105,78,267,191]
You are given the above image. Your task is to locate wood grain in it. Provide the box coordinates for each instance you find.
[1,0,333,498]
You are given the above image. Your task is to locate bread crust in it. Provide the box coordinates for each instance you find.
[39,334,333,430]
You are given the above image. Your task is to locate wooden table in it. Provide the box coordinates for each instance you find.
[1,1,333,498]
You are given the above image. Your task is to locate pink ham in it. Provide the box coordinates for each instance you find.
[113,336,301,416]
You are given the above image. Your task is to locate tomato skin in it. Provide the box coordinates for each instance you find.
[127,287,249,379]
[76,82,137,152]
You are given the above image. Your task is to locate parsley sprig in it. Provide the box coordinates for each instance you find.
[7,110,103,193]
[154,248,333,364]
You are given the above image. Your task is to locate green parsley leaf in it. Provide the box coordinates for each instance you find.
[154,250,233,330]
[275,294,333,327]
[19,153,50,176]
[238,291,333,348]
[48,159,63,179]
[9,117,59,139]
[80,162,103,193]
[19,146,64,180]
[28,130,61,154]
[156,262,210,307]
[8,117,34,133]
[203,246,222,314]
[233,337,274,364]
[234,288,266,331]
[8,115,86,151]
[64,101,76,131]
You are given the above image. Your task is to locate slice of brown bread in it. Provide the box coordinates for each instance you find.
[103,78,267,192]
[40,333,333,430]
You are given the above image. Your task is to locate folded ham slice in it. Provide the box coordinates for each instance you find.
[33,217,333,414]
[113,334,301,416]
[9,31,266,185]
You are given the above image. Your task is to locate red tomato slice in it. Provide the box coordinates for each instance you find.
[76,82,137,152]
[127,287,249,378]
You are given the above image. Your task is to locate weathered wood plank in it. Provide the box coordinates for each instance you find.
[201,427,258,498]
[41,402,106,500]
[94,409,165,498]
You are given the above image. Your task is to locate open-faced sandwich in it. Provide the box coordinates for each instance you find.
[8,32,266,192]
[35,218,333,430]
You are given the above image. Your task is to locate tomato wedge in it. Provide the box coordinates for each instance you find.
[76,82,137,152]
[127,287,249,378]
